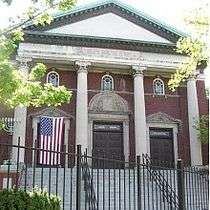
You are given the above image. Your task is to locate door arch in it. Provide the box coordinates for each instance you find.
[88,92,130,162]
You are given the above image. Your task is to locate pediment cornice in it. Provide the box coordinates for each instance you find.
[29,107,74,119]
[24,1,186,43]
[146,112,182,125]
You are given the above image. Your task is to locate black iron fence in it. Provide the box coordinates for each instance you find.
[0,140,209,210]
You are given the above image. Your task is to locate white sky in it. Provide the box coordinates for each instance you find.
[0,0,204,31]
[0,0,209,86]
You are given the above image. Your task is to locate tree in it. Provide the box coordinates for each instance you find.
[168,2,209,144]
[0,0,76,109]
[168,2,209,91]
[194,114,209,144]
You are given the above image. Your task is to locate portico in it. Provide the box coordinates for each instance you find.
[11,0,206,166]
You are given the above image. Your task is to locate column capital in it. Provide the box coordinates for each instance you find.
[187,69,200,81]
[132,65,147,76]
[75,60,91,73]
[187,74,199,82]
[16,56,32,65]
[16,56,32,77]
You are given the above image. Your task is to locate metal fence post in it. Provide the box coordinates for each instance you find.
[137,155,141,210]
[76,145,82,210]
[177,159,186,210]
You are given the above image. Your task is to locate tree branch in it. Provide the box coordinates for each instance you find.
[1,1,59,36]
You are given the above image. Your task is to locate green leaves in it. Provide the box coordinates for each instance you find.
[194,115,209,144]
[34,12,53,26]
[58,0,76,11]
[4,75,72,108]
[29,63,47,81]
[0,119,5,130]
[168,58,197,92]
[0,188,61,210]
[0,0,77,109]
[11,29,24,42]
[0,53,72,108]
[168,5,209,91]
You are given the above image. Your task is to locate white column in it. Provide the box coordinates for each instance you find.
[75,61,90,152]
[187,76,202,165]
[12,57,31,163]
[132,65,147,156]
[64,119,70,167]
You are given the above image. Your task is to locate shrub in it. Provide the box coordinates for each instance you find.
[0,188,61,210]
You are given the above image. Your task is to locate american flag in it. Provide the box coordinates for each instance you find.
[39,116,64,165]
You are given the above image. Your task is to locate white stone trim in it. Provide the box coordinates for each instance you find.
[12,57,31,163]
[75,61,90,152]
[18,43,187,69]
[88,113,130,162]
[133,66,147,156]
[146,123,178,164]
[187,77,202,165]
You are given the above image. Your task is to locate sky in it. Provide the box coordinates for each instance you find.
[0,0,209,86]
[0,0,204,31]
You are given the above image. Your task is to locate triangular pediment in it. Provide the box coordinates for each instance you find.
[29,107,73,119]
[146,112,181,125]
[25,1,186,44]
[46,13,172,43]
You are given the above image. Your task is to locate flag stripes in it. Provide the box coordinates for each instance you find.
[39,116,64,165]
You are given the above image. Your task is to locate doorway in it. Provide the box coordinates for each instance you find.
[92,121,124,168]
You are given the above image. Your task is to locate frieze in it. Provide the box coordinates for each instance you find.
[18,43,186,69]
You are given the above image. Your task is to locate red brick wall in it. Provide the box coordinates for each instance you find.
[25,70,77,163]
[2,68,208,165]
[197,80,209,165]
[144,76,191,165]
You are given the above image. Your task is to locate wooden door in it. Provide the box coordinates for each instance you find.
[150,128,174,167]
[92,122,124,168]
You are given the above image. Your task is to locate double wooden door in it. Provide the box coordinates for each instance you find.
[150,128,174,167]
[92,122,124,168]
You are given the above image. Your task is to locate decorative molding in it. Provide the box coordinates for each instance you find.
[132,65,147,76]
[23,32,178,54]
[75,60,91,73]
[18,43,186,69]
[89,92,129,114]
[16,56,32,76]
[29,107,74,119]
[16,56,32,64]
[146,112,181,126]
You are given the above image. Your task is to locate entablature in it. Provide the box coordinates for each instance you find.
[18,43,187,74]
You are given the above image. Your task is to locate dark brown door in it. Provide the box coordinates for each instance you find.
[92,122,124,168]
[150,128,174,167]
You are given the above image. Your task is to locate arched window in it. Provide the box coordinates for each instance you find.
[101,74,114,91]
[153,78,165,95]
[47,71,59,87]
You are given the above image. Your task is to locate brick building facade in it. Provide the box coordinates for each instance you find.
[0,0,208,166]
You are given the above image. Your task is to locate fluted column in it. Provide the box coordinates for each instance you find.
[132,65,147,156]
[187,76,202,165]
[12,57,31,163]
[75,61,90,151]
